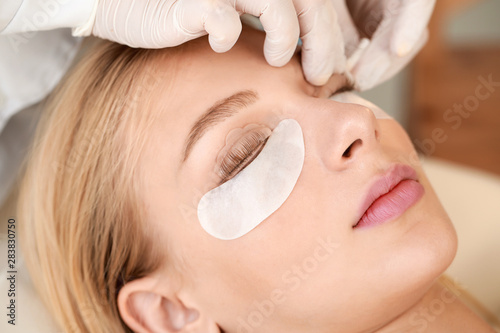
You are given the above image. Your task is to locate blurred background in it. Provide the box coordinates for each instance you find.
[361,0,500,175]
[360,0,500,326]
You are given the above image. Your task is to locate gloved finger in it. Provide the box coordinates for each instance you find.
[294,0,346,85]
[352,28,428,91]
[161,0,212,46]
[390,0,436,56]
[203,2,243,53]
[347,0,417,88]
[169,0,241,48]
[329,0,360,58]
[237,0,300,67]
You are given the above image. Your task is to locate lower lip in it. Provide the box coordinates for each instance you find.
[355,180,425,229]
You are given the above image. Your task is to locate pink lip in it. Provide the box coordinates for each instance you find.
[354,164,425,229]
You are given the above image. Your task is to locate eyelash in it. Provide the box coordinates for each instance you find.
[218,130,270,184]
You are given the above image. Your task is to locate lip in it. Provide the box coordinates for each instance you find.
[353,164,425,229]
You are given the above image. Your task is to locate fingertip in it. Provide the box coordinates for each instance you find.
[307,73,330,87]
[205,5,242,53]
[258,0,300,67]
[264,51,296,68]
[390,0,436,56]
[208,31,240,53]
[263,39,298,67]
[301,47,346,86]
[262,20,299,67]
[395,42,411,57]
[305,62,346,87]
[391,31,420,57]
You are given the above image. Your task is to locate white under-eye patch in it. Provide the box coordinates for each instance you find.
[197,119,304,240]
[329,92,392,119]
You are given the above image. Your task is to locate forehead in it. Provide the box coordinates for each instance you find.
[153,26,307,101]
[147,29,309,161]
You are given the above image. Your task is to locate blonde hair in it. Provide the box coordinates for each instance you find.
[18,39,176,332]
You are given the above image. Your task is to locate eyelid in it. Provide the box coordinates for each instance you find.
[216,126,272,184]
[219,136,269,184]
[215,124,271,165]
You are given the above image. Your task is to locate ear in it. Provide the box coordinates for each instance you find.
[117,276,218,333]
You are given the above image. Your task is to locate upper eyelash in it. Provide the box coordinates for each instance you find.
[218,130,270,184]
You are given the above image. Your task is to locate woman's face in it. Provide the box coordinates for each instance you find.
[139,28,457,332]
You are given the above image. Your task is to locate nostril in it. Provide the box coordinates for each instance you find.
[342,144,353,158]
[342,139,363,158]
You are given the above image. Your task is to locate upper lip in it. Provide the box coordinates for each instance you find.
[354,164,419,227]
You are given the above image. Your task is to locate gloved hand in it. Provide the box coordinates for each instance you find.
[331,0,436,90]
[74,0,347,86]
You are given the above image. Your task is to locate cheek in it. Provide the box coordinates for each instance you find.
[378,119,419,161]
[213,173,362,323]
[180,175,351,325]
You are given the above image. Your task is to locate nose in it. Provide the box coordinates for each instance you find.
[310,103,380,172]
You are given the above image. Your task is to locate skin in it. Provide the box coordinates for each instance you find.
[117,27,494,333]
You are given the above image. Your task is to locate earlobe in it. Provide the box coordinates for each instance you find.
[117,276,200,332]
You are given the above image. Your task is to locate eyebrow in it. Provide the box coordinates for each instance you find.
[182,90,259,162]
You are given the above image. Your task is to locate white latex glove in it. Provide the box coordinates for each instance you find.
[75,0,347,86]
[332,0,436,90]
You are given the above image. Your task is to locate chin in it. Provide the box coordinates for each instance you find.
[390,176,459,301]
[368,198,458,332]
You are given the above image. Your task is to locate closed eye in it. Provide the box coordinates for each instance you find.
[217,130,270,185]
